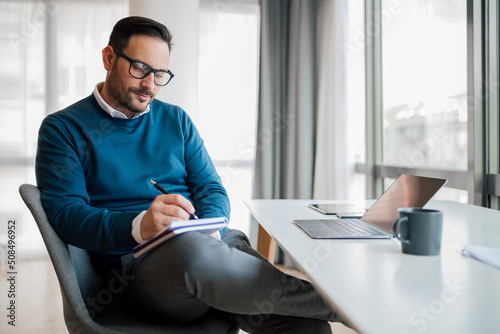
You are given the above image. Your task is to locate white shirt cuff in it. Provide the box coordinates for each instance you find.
[132,211,147,243]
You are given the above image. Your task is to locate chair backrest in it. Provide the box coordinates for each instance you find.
[19,184,105,332]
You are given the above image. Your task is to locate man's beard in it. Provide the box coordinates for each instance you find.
[107,66,154,114]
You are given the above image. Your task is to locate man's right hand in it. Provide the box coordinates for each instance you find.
[140,194,196,241]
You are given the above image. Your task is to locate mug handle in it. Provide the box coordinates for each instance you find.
[393,216,410,244]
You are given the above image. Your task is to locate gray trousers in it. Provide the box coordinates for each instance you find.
[126,229,341,333]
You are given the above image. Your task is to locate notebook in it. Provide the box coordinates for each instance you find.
[133,217,228,257]
[294,175,447,239]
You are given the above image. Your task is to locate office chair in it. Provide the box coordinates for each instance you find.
[19,184,239,334]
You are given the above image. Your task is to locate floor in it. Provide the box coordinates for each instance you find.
[0,258,357,334]
[0,257,67,334]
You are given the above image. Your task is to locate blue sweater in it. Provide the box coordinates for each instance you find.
[35,95,230,262]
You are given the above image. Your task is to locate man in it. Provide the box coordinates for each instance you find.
[36,16,341,333]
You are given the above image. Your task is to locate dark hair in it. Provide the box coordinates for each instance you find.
[108,16,173,52]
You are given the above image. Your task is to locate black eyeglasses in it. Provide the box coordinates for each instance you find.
[112,47,174,86]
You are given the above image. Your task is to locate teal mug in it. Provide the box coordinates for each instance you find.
[393,208,443,256]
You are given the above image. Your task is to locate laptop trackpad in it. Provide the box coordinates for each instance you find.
[294,220,345,238]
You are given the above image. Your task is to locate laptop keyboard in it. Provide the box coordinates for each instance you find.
[321,219,385,237]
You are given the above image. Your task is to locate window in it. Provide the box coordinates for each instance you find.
[0,0,128,258]
[198,0,260,234]
[365,0,500,207]
[0,1,46,159]
[382,0,467,171]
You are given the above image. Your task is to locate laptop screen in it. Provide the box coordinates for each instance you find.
[361,175,447,233]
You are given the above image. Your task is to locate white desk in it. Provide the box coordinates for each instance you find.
[245,200,500,334]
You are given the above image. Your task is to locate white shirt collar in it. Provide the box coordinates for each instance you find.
[93,82,150,119]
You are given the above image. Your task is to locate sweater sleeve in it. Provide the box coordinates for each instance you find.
[35,114,138,254]
[181,112,231,231]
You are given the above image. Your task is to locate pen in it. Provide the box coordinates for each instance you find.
[149,179,198,219]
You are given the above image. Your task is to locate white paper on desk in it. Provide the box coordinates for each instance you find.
[462,245,500,270]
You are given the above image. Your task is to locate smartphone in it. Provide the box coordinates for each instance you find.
[308,203,364,215]
[336,212,365,219]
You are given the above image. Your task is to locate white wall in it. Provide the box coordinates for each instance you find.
[129,0,200,120]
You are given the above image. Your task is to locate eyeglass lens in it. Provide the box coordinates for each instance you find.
[129,61,172,86]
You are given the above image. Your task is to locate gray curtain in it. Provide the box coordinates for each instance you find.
[254,0,318,200]
[313,0,349,200]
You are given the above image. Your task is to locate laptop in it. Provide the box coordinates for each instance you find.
[294,174,447,239]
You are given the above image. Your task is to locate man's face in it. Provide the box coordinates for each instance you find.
[105,35,170,116]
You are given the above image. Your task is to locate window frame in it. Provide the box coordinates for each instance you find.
[363,0,499,207]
